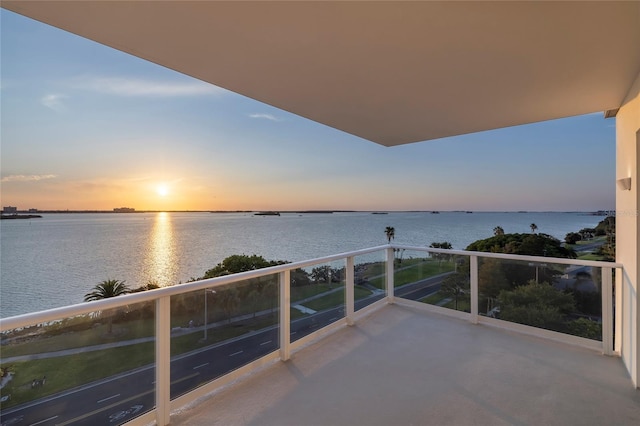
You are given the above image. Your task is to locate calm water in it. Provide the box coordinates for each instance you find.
[0,211,602,317]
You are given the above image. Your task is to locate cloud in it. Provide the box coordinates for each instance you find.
[40,94,68,112]
[249,113,282,121]
[69,76,226,97]
[1,174,57,182]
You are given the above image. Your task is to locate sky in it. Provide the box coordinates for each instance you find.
[0,10,616,212]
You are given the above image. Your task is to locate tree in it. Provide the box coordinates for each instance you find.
[468,233,575,290]
[530,223,538,234]
[440,272,469,311]
[493,226,505,236]
[498,281,575,332]
[595,216,614,236]
[478,258,510,300]
[466,233,575,259]
[429,242,453,268]
[219,288,239,323]
[311,265,330,284]
[131,280,160,293]
[200,254,285,279]
[430,241,452,250]
[578,228,595,240]
[84,279,131,333]
[247,288,261,318]
[565,232,582,245]
[290,268,311,287]
[84,279,131,301]
[263,281,279,313]
[384,226,395,244]
[568,317,602,340]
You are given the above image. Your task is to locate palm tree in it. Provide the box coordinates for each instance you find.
[84,279,131,333]
[429,241,453,269]
[493,226,504,236]
[384,226,395,243]
[530,223,538,234]
[84,279,131,301]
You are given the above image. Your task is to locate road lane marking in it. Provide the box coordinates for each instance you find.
[57,373,200,425]
[229,350,243,357]
[173,372,200,383]
[193,363,209,369]
[29,416,58,426]
[260,340,272,345]
[97,394,120,404]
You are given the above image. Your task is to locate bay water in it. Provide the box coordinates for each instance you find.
[0,211,603,317]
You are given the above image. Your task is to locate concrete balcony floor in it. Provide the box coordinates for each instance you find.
[172,304,640,425]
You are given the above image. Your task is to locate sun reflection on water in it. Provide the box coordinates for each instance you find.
[143,212,178,286]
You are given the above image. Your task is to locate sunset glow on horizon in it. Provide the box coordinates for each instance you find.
[1,10,616,212]
[156,184,169,197]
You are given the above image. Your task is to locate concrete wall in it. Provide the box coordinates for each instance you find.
[616,69,640,387]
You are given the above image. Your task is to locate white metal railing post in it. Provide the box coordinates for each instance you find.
[615,267,623,354]
[470,255,479,324]
[279,270,291,361]
[156,296,171,425]
[346,256,355,325]
[386,247,395,303]
[602,267,613,355]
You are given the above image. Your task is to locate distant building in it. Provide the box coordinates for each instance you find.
[114,207,135,213]
[28,208,38,213]
[3,206,18,213]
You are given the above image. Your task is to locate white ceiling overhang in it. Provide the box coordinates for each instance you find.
[3,1,639,146]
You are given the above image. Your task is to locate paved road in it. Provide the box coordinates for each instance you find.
[396,272,452,300]
[0,308,351,425]
[0,275,447,426]
[573,240,605,253]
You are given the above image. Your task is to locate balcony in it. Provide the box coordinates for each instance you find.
[172,303,639,426]
[0,246,633,425]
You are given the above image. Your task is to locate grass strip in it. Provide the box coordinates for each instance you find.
[1,342,154,408]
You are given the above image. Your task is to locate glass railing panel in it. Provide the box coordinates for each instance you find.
[0,301,156,425]
[290,261,346,342]
[405,253,471,312]
[396,251,469,313]
[169,275,280,399]
[478,257,603,340]
[566,265,606,341]
[354,250,386,311]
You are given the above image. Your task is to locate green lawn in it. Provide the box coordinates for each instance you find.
[420,291,470,313]
[170,313,280,355]
[578,253,609,261]
[572,236,606,246]
[367,259,455,288]
[1,315,155,358]
[291,284,334,302]
[302,287,372,311]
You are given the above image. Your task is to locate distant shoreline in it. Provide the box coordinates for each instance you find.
[0,214,43,220]
[2,210,613,215]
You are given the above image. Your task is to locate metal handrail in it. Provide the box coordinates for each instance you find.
[1,244,619,331]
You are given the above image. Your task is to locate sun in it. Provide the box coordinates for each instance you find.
[156,184,169,197]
